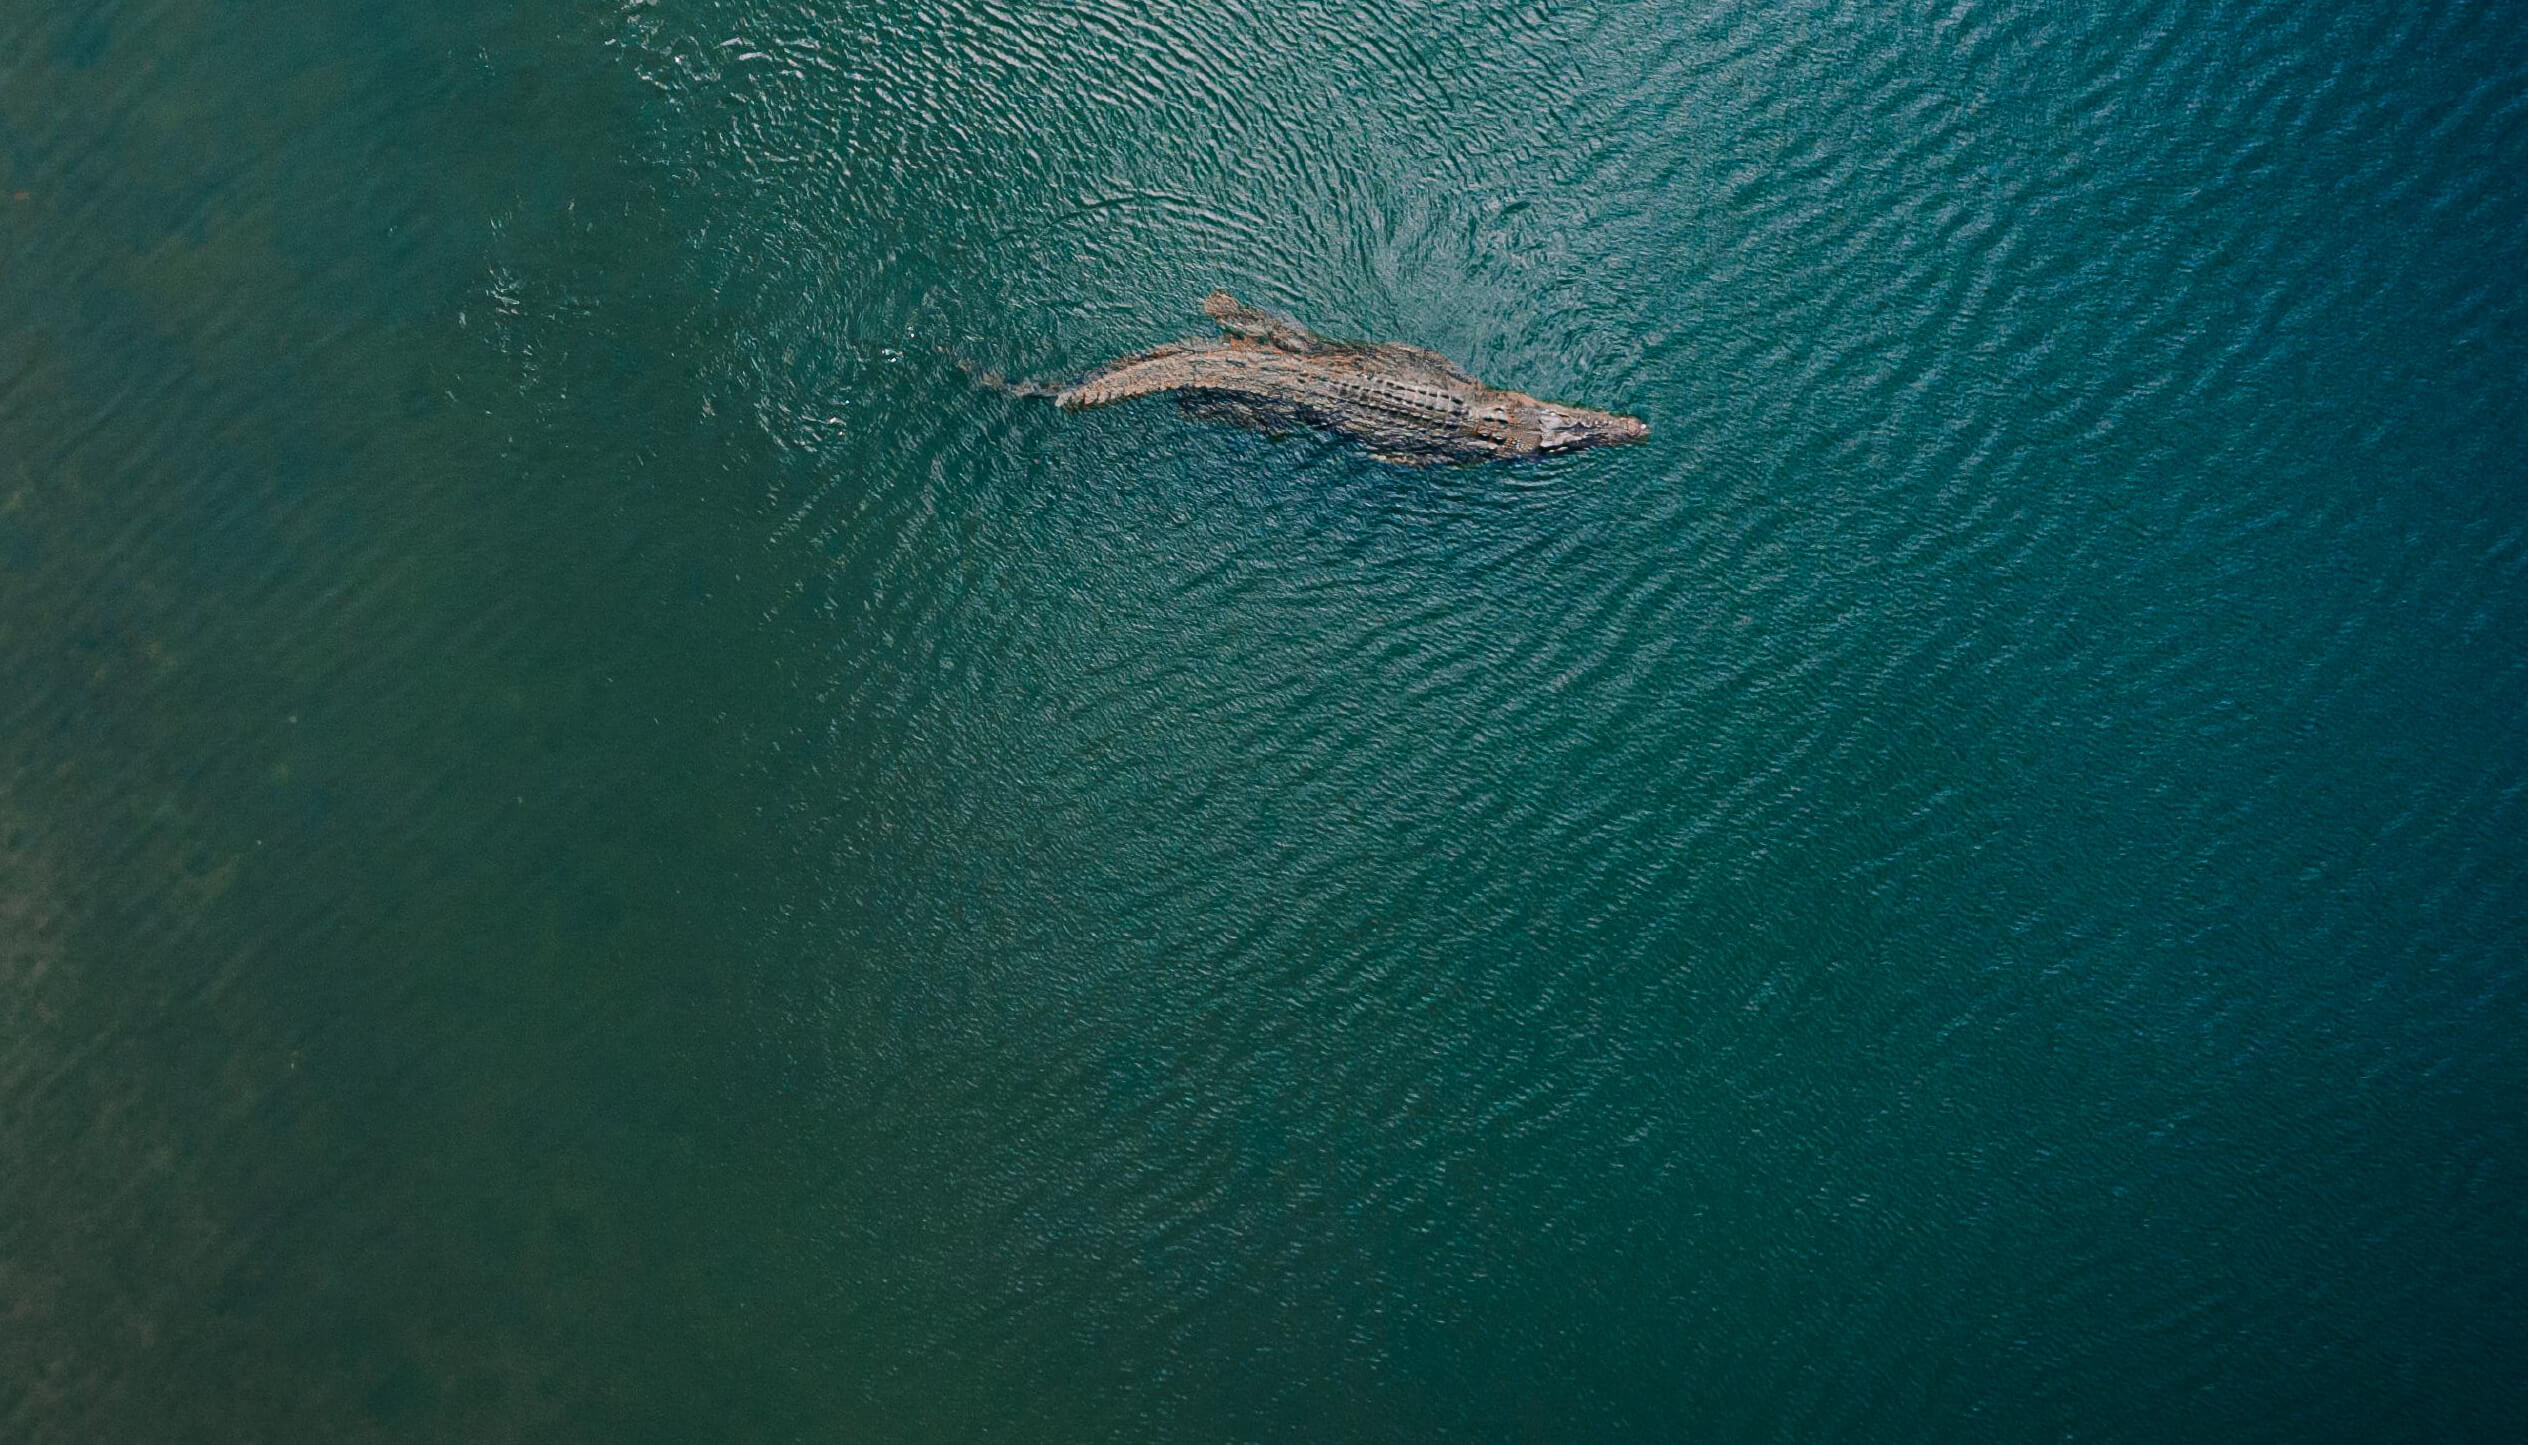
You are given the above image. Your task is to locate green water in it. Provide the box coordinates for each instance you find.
[4,0,2525,1439]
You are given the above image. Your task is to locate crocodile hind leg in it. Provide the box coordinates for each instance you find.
[1200,292,1327,354]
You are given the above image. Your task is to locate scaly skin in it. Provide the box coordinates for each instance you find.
[1054,293,1647,465]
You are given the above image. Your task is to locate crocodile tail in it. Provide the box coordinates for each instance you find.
[1052,343,1215,410]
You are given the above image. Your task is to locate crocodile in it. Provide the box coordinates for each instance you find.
[1049,292,1647,465]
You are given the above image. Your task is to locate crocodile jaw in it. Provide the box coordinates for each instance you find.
[1535,403,1649,453]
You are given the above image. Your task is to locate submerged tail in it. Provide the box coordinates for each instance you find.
[943,348,1063,400]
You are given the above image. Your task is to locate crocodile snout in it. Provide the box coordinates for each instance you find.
[1537,404,1650,453]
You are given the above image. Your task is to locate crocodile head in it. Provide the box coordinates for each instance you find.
[1535,403,1650,453]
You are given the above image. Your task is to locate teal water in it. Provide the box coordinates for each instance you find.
[5,0,2525,1439]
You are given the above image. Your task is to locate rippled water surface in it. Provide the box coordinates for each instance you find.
[5,0,2525,1438]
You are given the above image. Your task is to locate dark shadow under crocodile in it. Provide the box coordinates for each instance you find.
[1049,293,1648,465]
